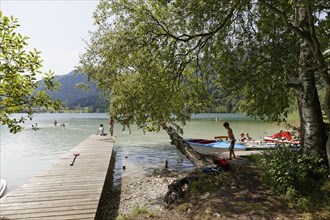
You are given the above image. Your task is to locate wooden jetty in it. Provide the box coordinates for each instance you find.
[0,135,115,220]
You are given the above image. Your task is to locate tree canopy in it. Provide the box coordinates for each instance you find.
[80,0,215,132]
[0,12,60,133]
[79,0,330,164]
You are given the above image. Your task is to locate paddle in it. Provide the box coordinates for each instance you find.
[214,135,228,140]
[70,153,80,166]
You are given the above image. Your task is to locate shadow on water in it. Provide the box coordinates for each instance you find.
[95,150,122,220]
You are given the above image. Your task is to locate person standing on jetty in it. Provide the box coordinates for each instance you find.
[109,117,114,136]
[223,122,237,160]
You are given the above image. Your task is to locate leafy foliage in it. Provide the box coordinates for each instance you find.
[257,147,329,199]
[80,0,328,124]
[0,12,60,133]
[206,1,301,122]
[79,0,213,131]
[79,1,330,161]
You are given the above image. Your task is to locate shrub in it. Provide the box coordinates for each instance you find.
[257,146,328,200]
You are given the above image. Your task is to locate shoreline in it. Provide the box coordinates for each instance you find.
[96,158,190,219]
[114,158,252,218]
[102,157,309,220]
[117,160,189,216]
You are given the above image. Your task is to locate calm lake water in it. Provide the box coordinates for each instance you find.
[0,113,285,195]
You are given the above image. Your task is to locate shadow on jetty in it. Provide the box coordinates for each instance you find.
[95,150,122,219]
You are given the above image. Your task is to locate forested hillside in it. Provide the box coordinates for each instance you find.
[37,70,242,113]
[37,70,109,112]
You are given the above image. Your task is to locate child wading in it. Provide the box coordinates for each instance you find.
[223,122,237,160]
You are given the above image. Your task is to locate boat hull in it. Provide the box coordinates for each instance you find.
[245,142,276,150]
[185,139,246,154]
[0,179,7,198]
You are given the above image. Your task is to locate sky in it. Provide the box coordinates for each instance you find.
[0,0,99,77]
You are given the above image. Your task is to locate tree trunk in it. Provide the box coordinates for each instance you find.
[297,80,326,156]
[297,98,305,147]
[316,47,330,168]
[296,4,327,157]
[303,0,330,167]
[322,83,330,168]
[312,23,330,167]
[162,123,215,168]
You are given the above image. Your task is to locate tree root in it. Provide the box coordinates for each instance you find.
[164,175,198,207]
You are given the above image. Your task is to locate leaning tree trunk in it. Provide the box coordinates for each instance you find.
[162,123,215,168]
[296,4,327,157]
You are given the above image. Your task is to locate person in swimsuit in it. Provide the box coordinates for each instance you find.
[239,133,247,142]
[223,122,237,160]
[109,117,114,136]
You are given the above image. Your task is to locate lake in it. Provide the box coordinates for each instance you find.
[0,113,284,195]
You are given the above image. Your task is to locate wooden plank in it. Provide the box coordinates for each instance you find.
[0,209,96,219]
[0,198,96,209]
[0,214,96,220]
[15,183,101,192]
[4,191,102,202]
[0,203,96,215]
[0,135,115,220]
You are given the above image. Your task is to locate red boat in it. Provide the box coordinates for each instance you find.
[264,131,300,146]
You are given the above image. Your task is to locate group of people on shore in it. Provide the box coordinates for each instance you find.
[96,119,244,160]
[238,132,253,142]
[94,117,240,161]
[96,117,115,136]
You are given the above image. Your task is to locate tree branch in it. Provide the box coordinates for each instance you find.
[147,1,240,42]
[258,0,315,52]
